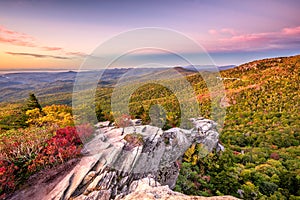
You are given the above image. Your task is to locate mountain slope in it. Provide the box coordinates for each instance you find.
[0,55,299,198]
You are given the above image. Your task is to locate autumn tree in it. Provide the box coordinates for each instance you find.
[26,105,74,127]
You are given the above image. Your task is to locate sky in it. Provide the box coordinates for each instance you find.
[0,0,299,70]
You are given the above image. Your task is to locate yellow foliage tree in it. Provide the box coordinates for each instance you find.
[26,105,74,127]
[183,143,197,165]
[183,143,210,165]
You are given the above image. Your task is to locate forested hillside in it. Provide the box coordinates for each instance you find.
[93,55,300,198]
[174,56,300,199]
[0,55,299,199]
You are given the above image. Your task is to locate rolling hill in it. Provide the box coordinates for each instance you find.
[0,55,299,199]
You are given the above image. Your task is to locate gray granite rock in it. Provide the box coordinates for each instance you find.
[45,154,101,200]
[74,190,111,200]
[47,117,222,200]
[95,121,111,128]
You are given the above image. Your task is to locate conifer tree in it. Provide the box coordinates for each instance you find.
[25,93,42,111]
[95,104,105,121]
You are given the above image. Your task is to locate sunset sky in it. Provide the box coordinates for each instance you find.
[0,0,299,70]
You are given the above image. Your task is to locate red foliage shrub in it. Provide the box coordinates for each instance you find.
[0,124,94,197]
[75,123,94,143]
[28,125,94,172]
[0,126,55,197]
[270,152,280,160]
[0,160,17,197]
[0,126,54,167]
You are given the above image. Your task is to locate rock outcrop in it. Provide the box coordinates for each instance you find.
[121,178,239,200]
[44,117,229,200]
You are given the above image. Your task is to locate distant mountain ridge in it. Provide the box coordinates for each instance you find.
[182,64,236,71]
[0,55,297,104]
[0,67,202,103]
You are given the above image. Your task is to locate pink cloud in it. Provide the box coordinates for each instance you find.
[282,26,300,35]
[209,28,237,36]
[42,46,63,51]
[0,25,36,47]
[6,52,69,60]
[41,48,87,57]
[0,25,87,58]
[206,26,300,52]
[208,29,218,35]
[65,51,87,57]
[220,28,236,36]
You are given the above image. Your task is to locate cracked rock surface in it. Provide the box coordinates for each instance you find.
[42,118,232,200]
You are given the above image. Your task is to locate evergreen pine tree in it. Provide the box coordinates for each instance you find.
[95,104,105,121]
[25,93,42,111]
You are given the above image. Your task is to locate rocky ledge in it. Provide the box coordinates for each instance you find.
[120,178,239,200]
[41,117,235,200]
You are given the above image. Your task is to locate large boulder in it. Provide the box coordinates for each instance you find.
[44,117,225,200]
[120,178,239,200]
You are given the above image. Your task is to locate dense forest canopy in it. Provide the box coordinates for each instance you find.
[0,55,299,199]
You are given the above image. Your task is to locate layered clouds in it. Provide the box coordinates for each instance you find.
[207,26,300,52]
